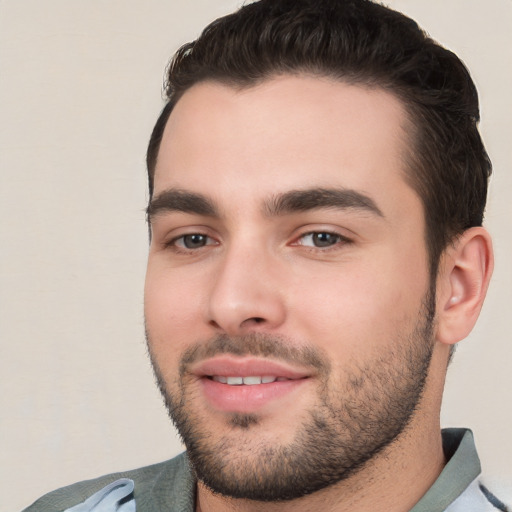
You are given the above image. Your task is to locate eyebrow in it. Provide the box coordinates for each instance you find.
[147,186,383,223]
[147,189,218,221]
[264,188,383,217]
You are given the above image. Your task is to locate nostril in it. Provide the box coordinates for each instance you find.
[209,320,221,329]
[240,317,266,327]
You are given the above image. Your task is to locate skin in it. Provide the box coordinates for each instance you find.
[144,76,493,512]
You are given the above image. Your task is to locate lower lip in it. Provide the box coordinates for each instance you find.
[201,377,307,413]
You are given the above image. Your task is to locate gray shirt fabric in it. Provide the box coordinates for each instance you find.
[22,429,507,512]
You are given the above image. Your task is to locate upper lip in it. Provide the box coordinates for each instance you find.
[191,356,312,379]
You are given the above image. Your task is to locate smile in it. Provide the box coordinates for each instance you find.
[189,356,313,412]
[210,376,292,385]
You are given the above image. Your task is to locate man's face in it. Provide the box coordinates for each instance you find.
[144,76,435,500]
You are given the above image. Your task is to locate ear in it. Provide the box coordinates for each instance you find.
[435,227,494,345]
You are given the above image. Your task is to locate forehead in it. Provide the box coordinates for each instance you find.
[154,75,416,215]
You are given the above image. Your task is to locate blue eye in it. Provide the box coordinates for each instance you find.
[299,232,345,248]
[184,234,208,248]
[174,234,213,249]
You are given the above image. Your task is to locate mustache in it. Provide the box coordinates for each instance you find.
[179,333,330,377]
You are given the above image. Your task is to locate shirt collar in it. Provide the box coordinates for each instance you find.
[410,428,481,512]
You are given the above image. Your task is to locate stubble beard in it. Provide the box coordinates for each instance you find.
[146,292,436,502]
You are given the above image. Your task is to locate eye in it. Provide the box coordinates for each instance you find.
[296,231,348,248]
[171,233,216,250]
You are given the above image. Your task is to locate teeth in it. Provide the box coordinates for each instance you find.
[211,376,286,385]
[243,376,262,385]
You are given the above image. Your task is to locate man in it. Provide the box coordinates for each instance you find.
[23,0,505,511]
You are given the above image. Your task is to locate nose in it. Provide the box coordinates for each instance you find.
[206,242,287,336]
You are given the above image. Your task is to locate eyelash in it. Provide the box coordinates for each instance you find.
[293,231,352,251]
[164,230,351,254]
[165,233,217,252]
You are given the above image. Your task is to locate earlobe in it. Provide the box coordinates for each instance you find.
[436,227,493,345]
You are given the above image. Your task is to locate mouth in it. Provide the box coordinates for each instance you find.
[192,355,311,380]
[208,375,294,385]
[192,356,312,413]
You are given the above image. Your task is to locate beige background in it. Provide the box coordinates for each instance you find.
[1,1,511,511]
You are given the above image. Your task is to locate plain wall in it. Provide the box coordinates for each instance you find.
[1,1,511,511]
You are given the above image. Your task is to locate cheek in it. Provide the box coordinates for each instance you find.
[144,265,207,352]
[289,257,428,356]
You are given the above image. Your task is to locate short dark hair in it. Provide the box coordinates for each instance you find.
[147,0,491,277]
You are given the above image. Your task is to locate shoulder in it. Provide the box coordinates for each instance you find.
[22,452,194,512]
